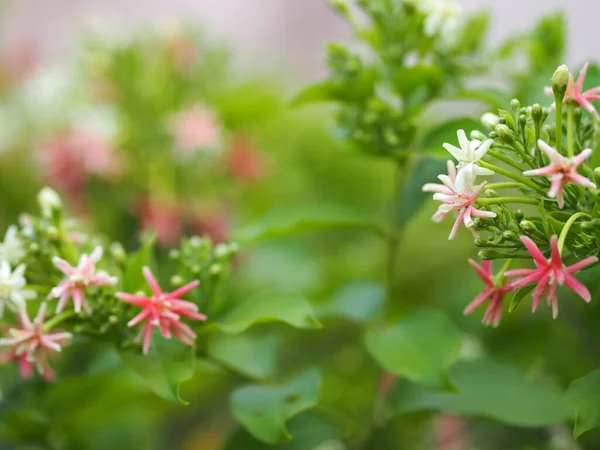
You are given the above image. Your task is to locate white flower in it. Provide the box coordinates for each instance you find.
[420,0,463,45]
[0,261,35,317]
[38,187,62,217]
[442,129,495,178]
[0,226,25,265]
[480,113,500,130]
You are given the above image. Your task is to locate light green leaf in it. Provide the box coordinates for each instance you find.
[565,367,600,438]
[291,82,339,107]
[448,88,511,110]
[230,369,322,444]
[122,234,157,292]
[364,310,462,389]
[390,359,570,427]
[388,65,443,98]
[208,331,280,380]
[119,336,195,404]
[218,291,321,333]
[509,284,535,313]
[319,281,384,322]
[234,204,385,245]
[457,12,490,54]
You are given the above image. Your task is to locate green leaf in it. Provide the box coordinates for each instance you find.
[291,82,339,107]
[387,65,443,98]
[448,88,511,110]
[207,331,280,380]
[223,412,340,450]
[457,12,490,54]
[394,156,448,228]
[218,291,321,333]
[364,310,462,389]
[420,117,483,153]
[119,336,195,404]
[230,369,322,444]
[509,284,535,313]
[529,13,565,73]
[319,281,384,322]
[122,234,157,292]
[565,367,600,438]
[390,359,570,427]
[234,204,385,245]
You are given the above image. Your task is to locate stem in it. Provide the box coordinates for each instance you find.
[478,161,547,194]
[513,141,535,168]
[477,197,539,206]
[485,182,526,190]
[43,310,77,332]
[555,98,563,153]
[567,103,575,158]
[557,212,590,255]
[386,163,405,305]
[487,150,526,171]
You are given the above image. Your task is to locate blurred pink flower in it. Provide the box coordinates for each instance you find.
[505,235,598,318]
[139,197,183,245]
[0,41,38,86]
[0,303,71,381]
[116,266,206,354]
[464,259,512,327]
[191,205,230,244]
[524,140,595,208]
[38,128,120,196]
[166,33,198,72]
[227,135,264,182]
[171,106,220,154]
[49,246,118,314]
[545,62,600,118]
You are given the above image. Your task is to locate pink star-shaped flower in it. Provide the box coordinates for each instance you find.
[505,235,598,319]
[0,303,71,381]
[49,246,118,314]
[523,140,595,208]
[545,63,600,118]
[423,160,496,240]
[464,259,513,327]
[116,266,206,354]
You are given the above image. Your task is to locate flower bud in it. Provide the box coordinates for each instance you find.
[481,113,500,130]
[210,264,222,276]
[470,130,487,141]
[519,219,537,232]
[38,187,62,218]
[170,275,184,287]
[518,114,527,128]
[108,315,119,325]
[474,238,486,247]
[515,210,524,222]
[552,64,570,97]
[581,221,594,231]
[29,243,40,254]
[574,107,582,124]
[110,243,126,263]
[594,167,600,184]
[46,226,59,241]
[191,264,202,275]
[495,124,516,144]
[169,248,180,260]
[531,104,543,122]
[488,131,498,139]
[541,108,549,122]
[510,99,521,111]
[502,230,517,241]
[228,242,240,255]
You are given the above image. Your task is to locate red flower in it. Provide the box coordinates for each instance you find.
[464,259,512,327]
[227,135,264,182]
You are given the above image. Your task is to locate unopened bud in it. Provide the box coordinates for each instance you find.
[488,131,498,139]
[519,219,536,232]
[502,230,517,241]
[108,315,119,325]
[515,210,524,222]
[474,238,486,247]
[214,243,229,258]
[169,248,180,260]
[552,64,570,97]
[594,167,600,184]
[210,264,222,276]
[481,113,500,130]
[510,99,521,111]
[470,130,487,141]
[46,226,59,240]
[495,124,515,144]
[531,104,543,122]
[541,108,549,122]
[29,243,40,254]
[574,107,582,124]
[110,243,126,263]
[191,264,202,275]
[228,242,240,255]
[581,221,594,231]
[38,187,62,218]
[518,114,527,128]
[170,275,184,287]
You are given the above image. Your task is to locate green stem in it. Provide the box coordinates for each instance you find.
[477,197,539,206]
[555,98,563,153]
[43,310,77,332]
[478,161,546,194]
[485,182,526,190]
[557,212,590,254]
[386,163,405,305]
[513,141,535,168]
[487,150,526,171]
[567,103,575,158]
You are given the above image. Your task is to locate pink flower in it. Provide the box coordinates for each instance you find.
[423,160,496,240]
[0,303,71,381]
[523,140,595,208]
[545,63,600,118]
[49,246,118,314]
[116,267,206,354]
[464,259,512,327]
[171,107,220,154]
[227,135,264,182]
[138,196,183,245]
[192,205,230,244]
[505,235,598,319]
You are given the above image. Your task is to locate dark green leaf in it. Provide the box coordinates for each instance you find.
[364,310,462,389]
[390,359,570,427]
[218,291,321,333]
[565,367,600,438]
[509,284,535,313]
[208,331,280,380]
[119,336,195,404]
[230,369,321,444]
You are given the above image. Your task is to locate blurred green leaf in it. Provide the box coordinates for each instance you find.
[230,369,321,444]
[364,310,462,389]
[119,336,195,404]
[217,291,321,333]
[448,88,511,110]
[390,359,570,427]
[122,234,157,293]
[388,65,443,98]
[291,82,340,107]
[208,331,280,380]
[223,412,340,450]
[458,12,490,54]
[234,204,385,245]
[509,284,535,313]
[319,281,384,322]
[394,157,448,228]
[529,13,565,73]
[565,367,600,438]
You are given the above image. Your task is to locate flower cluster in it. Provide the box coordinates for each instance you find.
[425,63,600,325]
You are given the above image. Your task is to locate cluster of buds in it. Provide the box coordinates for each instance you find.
[424,63,600,325]
[0,188,236,380]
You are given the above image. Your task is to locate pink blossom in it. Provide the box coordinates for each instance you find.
[422,160,496,240]
[138,196,183,245]
[464,259,512,327]
[523,140,595,208]
[116,266,206,354]
[505,235,598,319]
[171,107,220,154]
[0,303,71,381]
[192,205,230,244]
[227,135,264,182]
[166,32,198,72]
[545,63,600,118]
[49,246,118,314]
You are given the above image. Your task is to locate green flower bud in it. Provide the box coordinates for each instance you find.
[518,114,527,128]
[474,238,486,247]
[170,275,184,287]
[510,99,521,111]
[169,248,180,260]
[519,219,537,232]
[228,242,240,255]
[46,226,59,241]
[594,167,600,184]
[481,113,500,130]
[515,210,524,222]
[191,264,202,275]
[502,230,518,241]
[108,315,119,325]
[495,124,516,144]
[470,130,487,141]
[29,243,40,254]
[531,104,543,122]
[552,64,570,97]
[581,221,594,231]
[210,264,222,276]
[488,131,498,139]
[110,243,126,263]
[541,108,549,122]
